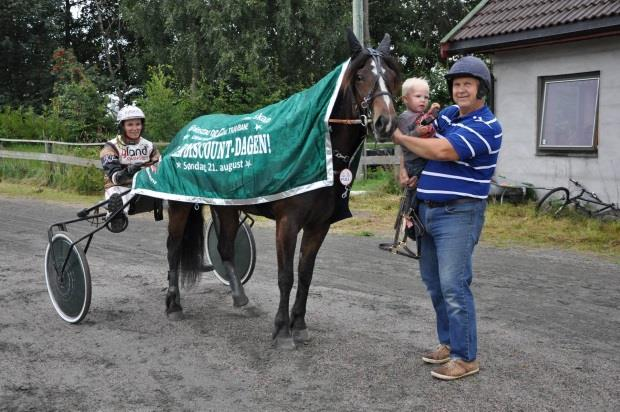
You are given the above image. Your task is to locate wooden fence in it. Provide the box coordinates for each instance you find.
[0,138,399,170]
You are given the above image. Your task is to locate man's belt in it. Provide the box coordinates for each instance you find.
[422,197,482,208]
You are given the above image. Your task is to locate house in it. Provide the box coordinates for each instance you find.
[440,0,620,204]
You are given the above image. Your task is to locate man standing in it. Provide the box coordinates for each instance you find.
[392,56,502,380]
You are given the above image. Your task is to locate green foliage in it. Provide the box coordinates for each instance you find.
[1,0,478,146]
[196,66,287,115]
[0,159,101,195]
[124,0,351,104]
[138,66,192,142]
[428,62,451,106]
[55,165,101,194]
[50,48,113,142]
[369,0,477,105]
[0,105,71,141]
[353,167,401,195]
[0,0,62,108]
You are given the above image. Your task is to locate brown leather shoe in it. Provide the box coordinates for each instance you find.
[431,359,480,380]
[421,344,451,364]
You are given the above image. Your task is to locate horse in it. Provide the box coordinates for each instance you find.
[164,30,401,348]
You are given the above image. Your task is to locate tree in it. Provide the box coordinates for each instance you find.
[368,0,477,104]
[50,48,112,141]
[123,0,352,111]
[70,0,141,105]
[0,0,64,108]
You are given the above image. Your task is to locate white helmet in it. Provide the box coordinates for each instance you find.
[117,105,145,124]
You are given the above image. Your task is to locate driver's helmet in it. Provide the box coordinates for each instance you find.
[444,56,491,99]
[117,105,145,125]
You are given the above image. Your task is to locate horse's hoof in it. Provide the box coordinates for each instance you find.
[292,329,310,345]
[272,336,296,350]
[233,294,249,307]
[166,310,184,321]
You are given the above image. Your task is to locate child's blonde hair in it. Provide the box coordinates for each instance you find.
[402,77,430,97]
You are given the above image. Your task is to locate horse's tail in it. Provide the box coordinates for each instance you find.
[179,205,205,287]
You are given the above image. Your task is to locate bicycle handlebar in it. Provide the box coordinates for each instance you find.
[569,178,605,202]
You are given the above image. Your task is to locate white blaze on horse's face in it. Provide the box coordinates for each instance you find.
[370,59,395,138]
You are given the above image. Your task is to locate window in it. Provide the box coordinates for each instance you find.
[537,72,599,154]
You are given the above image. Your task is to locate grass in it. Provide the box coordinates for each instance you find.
[0,181,101,205]
[332,190,620,263]
[1,172,618,264]
[483,201,620,262]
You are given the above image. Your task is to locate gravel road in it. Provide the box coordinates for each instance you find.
[1,196,619,411]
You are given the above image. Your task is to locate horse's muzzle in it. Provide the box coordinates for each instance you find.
[373,114,397,142]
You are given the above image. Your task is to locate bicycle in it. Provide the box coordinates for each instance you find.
[536,178,619,219]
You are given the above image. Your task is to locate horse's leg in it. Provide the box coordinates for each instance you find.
[290,224,330,345]
[165,201,191,320]
[272,217,300,350]
[212,207,249,307]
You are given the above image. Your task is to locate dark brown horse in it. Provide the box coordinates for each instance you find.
[164,31,401,348]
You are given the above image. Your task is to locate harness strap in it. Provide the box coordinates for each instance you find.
[328,118,364,125]
[329,114,368,127]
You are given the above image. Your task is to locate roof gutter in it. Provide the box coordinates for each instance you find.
[442,15,620,56]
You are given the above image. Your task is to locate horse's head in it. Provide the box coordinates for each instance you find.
[345,29,401,142]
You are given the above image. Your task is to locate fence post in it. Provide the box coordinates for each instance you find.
[45,142,53,154]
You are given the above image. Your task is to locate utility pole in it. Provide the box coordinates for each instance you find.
[352,0,364,45]
[352,0,368,178]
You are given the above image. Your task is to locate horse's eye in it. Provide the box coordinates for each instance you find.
[356,74,363,81]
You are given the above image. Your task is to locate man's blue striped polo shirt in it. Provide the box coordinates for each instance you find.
[416,104,502,202]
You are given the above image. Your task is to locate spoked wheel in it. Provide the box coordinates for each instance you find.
[536,187,570,217]
[205,218,256,286]
[44,231,91,323]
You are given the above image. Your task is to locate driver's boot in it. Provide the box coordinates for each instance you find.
[107,193,128,233]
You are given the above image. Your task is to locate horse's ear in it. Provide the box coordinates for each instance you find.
[377,33,391,55]
[347,28,363,57]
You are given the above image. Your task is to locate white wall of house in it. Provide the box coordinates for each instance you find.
[492,35,620,204]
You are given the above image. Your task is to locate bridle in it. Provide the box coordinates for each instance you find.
[328,49,395,129]
[328,49,396,198]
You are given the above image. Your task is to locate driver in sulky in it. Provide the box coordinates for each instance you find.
[100,105,160,232]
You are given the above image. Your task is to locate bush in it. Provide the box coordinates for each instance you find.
[0,159,101,195]
[49,48,113,142]
[0,106,51,140]
[138,66,193,142]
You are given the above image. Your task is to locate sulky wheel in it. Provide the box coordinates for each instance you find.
[205,218,256,286]
[44,231,91,323]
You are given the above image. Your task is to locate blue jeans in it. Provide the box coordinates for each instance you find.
[418,199,486,361]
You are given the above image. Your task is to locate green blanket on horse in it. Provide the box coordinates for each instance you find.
[132,62,348,205]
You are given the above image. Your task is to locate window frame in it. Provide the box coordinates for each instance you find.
[536,71,600,156]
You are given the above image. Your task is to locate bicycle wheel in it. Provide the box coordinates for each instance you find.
[205,218,256,286]
[536,187,570,217]
[44,231,91,323]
